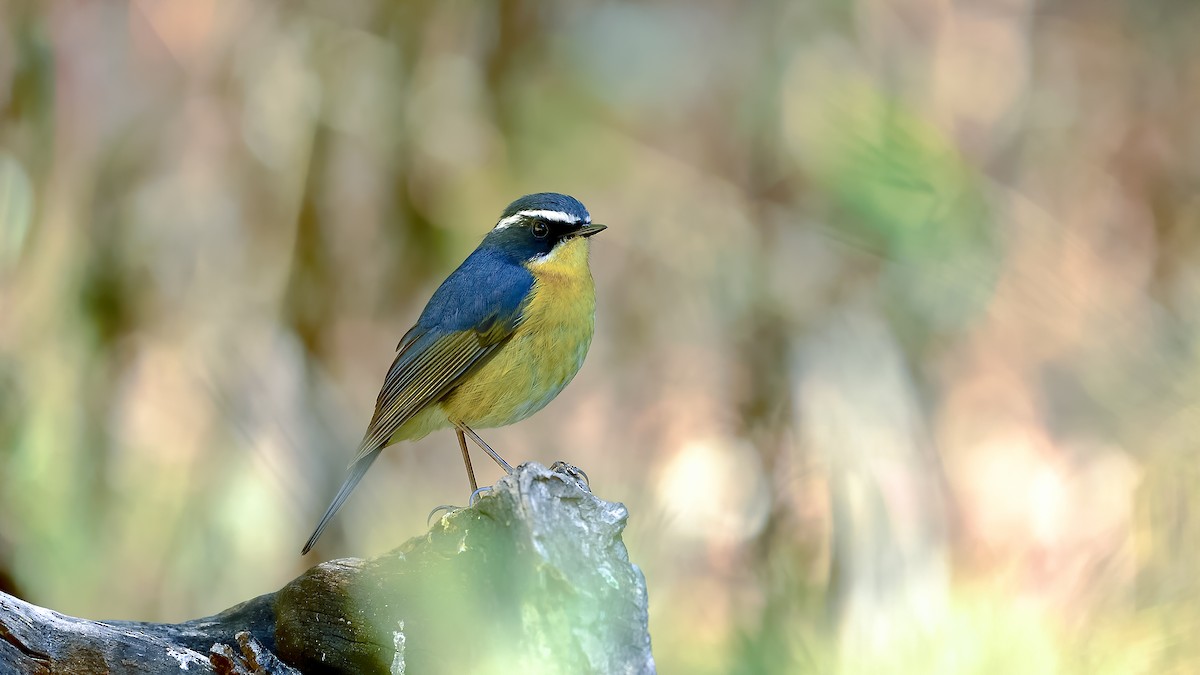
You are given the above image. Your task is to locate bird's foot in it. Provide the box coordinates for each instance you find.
[427,503,461,525]
[426,486,497,525]
[550,461,591,490]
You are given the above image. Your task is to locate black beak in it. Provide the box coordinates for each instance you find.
[576,224,607,238]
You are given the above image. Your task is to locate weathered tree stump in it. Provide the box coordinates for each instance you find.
[0,462,656,674]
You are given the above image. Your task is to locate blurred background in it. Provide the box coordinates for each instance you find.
[2,0,1199,672]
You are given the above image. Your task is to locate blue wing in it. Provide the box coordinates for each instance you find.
[360,247,533,456]
[301,249,532,554]
[412,247,534,334]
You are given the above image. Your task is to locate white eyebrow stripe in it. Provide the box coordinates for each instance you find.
[492,209,588,230]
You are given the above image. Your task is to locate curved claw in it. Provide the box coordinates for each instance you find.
[549,461,590,489]
[469,486,494,506]
[427,504,461,526]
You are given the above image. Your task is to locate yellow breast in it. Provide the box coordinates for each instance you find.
[439,237,597,428]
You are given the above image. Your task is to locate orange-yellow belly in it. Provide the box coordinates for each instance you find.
[439,237,596,428]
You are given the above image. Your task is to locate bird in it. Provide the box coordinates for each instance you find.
[302,192,605,554]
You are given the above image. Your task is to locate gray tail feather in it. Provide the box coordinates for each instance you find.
[301,448,383,555]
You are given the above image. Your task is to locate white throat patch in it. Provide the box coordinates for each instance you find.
[493,209,588,231]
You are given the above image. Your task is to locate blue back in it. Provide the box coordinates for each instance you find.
[415,246,533,334]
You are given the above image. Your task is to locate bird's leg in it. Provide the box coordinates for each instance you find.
[457,428,479,493]
[455,422,514,473]
[427,427,499,526]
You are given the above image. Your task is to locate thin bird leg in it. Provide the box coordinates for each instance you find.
[455,422,514,473]
[457,428,479,493]
[425,431,486,526]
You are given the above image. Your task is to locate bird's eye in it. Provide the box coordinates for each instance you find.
[531,220,550,239]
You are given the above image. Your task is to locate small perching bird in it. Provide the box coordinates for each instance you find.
[302,193,605,554]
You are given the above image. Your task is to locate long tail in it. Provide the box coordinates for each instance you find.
[301,448,383,555]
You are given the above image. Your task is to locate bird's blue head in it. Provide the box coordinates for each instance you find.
[481,193,605,263]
